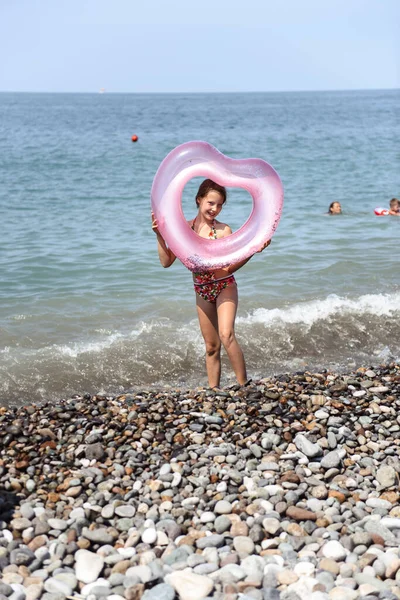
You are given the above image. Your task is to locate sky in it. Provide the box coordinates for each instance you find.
[0,0,399,93]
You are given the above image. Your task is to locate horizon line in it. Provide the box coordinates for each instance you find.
[0,86,399,95]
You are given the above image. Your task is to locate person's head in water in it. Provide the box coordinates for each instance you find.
[328,201,342,215]
[389,198,400,214]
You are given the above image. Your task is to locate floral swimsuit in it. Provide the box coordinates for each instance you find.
[192,219,236,303]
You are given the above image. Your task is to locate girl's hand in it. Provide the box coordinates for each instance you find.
[257,239,271,252]
[151,212,160,235]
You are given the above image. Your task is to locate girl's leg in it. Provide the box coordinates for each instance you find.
[216,284,248,385]
[195,294,222,388]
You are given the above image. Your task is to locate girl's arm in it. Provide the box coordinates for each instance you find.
[152,213,177,268]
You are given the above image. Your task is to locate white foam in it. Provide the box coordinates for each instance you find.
[55,332,123,357]
[238,292,400,328]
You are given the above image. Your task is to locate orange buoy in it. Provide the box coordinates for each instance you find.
[131,135,139,142]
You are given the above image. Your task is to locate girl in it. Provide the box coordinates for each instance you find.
[152,179,270,389]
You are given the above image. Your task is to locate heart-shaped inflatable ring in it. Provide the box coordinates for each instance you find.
[151,141,284,272]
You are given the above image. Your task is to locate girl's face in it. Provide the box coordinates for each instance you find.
[197,191,225,220]
[331,202,342,214]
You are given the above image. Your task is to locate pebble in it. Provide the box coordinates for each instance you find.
[74,549,105,584]
[1,363,400,599]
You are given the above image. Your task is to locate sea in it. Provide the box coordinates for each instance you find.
[1,89,399,406]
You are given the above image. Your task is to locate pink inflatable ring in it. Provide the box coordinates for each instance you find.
[151,141,284,272]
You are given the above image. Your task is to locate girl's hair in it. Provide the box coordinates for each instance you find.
[328,201,340,213]
[390,198,399,206]
[195,179,227,206]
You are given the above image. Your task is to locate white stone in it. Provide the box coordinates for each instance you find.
[214,500,233,514]
[366,498,392,510]
[69,507,86,521]
[25,583,43,600]
[329,587,358,600]
[165,570,214,600]
[75,549,105,584]
[233,536,255,556]
[44,578,73,596]
[200,512,216,523]
[141,528,157,544]
[381,518,400,530]
[322,540,347,561]
[171,472,182,487]
[262,518,281,535]
[125,565,152,583]
[81,578,111,597]
[287,575,320,599]
[294,562,315,577]
[159,464,172,476]
[156,531,170,546]
[182,497,200,506]
[315,410,329,420]
[117,547,136,558]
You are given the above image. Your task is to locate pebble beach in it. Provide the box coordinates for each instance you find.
[1,364,400,600]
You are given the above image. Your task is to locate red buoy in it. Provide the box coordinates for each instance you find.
[131,135,139,142]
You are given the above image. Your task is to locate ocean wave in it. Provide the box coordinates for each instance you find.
[239,292,400,326]
[1,292,399,406]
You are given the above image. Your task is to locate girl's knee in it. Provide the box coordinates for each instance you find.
[205,341,221,357]
[219,329,235,348]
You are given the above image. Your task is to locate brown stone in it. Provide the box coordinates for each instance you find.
[245,504,259,516]
[237,581,261,591]
[125,584,145,600]
[230,521,249,537]
[311,485,328,499]
[28,535,48,552]
[220,553,239,567]
[77,538,91,549]
[317,517,332,528]
[280,472,301,484]
[187,529,207,540]
[370,533,385,546]
[15,460,29,470]
[286,523,306,537]
[277,570,299,585]
[40,440,57,450]
[223,583,238,594]
[328,490,346,503]
[67,529,77,543]
[22,577,44,587]
[380,491,399,504]
[111,560,131,574]
[47,492,60,503]
[285,506,317,521]
[177,535,196,547]
[319,558,340,575]
[358,553,377,569]
[260,549,282,557]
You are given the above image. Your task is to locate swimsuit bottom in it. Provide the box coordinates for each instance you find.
[193,273,236,303]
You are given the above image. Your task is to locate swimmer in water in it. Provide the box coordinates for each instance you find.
[388,198,400,216]
[328,201,342,215]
